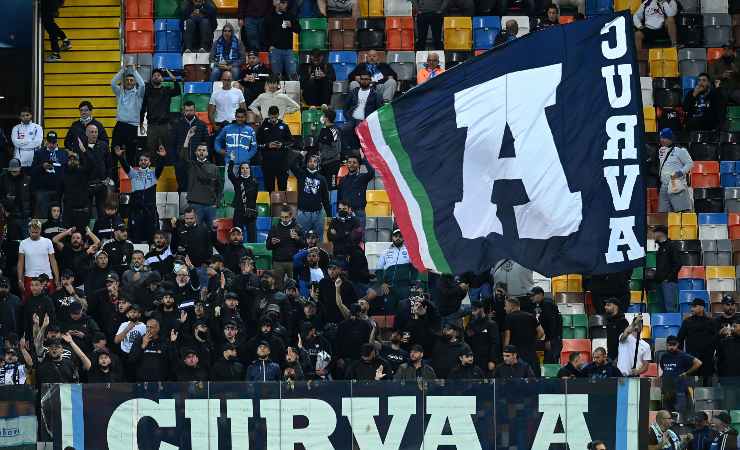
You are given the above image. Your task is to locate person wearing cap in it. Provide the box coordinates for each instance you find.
[677,298,717,385]
[0,157,30,240]
[83,249,112,296]
[87,271,122,339]
[36,334,91,383]
[225,156,258,245]
[33,131,68,177]
[300,50,336,107]
[29,152,63,218]
[171,207,214,266]
[717,294,739,330]
[113,145,166,243]
[212,222,253,273]
[466,299,501,376]
[709,412,739,450]
[377,229,418,313]
[263,0,299,80]
[394,344,436,381]
[297,321,332,379]
[328,199,362,258]
[0,340,32,385]
[87,346,125,382]
[522,286,562,364]
[657,128,693,213]
[291,153,332,240]
[293,244,329,297]
[11,106,43,169]
[503,297,544,376]
[64,100,109,155]
[90,202,123,245]
[114,303,147,355]
[18,219,60,300]
[210,342,246,381]
[139,68,181,154]
[182,0,217,52]
[603,297,629,361]
[102,223,135,276]
[111,63,146,163]
[659,335,702,415]
[238,52,271,106]
[683,72,721,132]
[170,343,210,381]
[246,340,281,381]
[493,345,535,378]
[448,348,484,380]
[653,225,682,313]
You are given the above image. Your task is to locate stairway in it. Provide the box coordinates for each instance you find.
[42,0,122,143]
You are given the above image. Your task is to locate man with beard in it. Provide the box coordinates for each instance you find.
[113,147,166,243]
[152,290,182,341]
[18,220,60,300]
[172,101,209,186]
[300,51,336,107]
[60,301,99,354]
[75,124,113,217]
[11,107,43,170]
[246,341,281,381]
[394,344,436,381]
[292,153,332,240]
[431,323,472,379]
[140,68,181,155]
[64,101,109,153]
[122,250,157,289]
[244,317,285,364]
[378,330,409,377]
[319,260,358,325]
[88,273,123,340]
[522,286,562,364]
[297,321,332,380]
[145,231,174,276]
[293,244,329,297]
[465,299,500,376]
[21,277,56,340]
[215,292,246,333]
[129,318,170,381]
[335,304,373,375]
[327,200,361,259]
[346,343,389,380]
[169,338,210,381]
[337,154,375,228]
[52,270,87,321]
[266,206,304,289]
[449,348,484,380]
[184,143,222,227]
[210,343,246,381]
[35,334,91,383]
[377,230,417,313]
[92,203,124,244]
[179,319,214,367]
[212,226,251,273]
[717,295,739,329]
[0,158,30,242]
[171,207,213,267]
[103,223,135,277]
[677,298,718,386]
[114,303,147,356]
[604,298,629,361]
[53,227,101,287]
[238,52,271,106]
[84,251,113,295]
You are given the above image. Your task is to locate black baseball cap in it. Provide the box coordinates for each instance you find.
[691,298,706,307]
[410,344,424,353]
[503,345,518,354]
[530,286,545,295]
[47,131,58,142]
[722,295,736,305]
[105,273,120,283]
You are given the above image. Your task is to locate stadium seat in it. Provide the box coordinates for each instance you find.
[213,0,238,13]
[127,0,153,18]
[385,0,413,15]
[560,339,591,365]
[357,18,386,49]
[641,77,653,107]
[613,0,641,13]
[707,47,724,60]
[678,48,707,77]
[551,274,583,294]
[694,188,725,213]
[386,17,414,50]
[726,187,740,213]
[691,161,721,188]
[473,16,500,50]
[541,364,561,377]
[682,76,698,99]
[155,0,180,17]
[328,18,356,50]
[329,51,358,80]
[679,14,704,47]
[644,106,657,132]
[125,19,154,53]
[652,313,682,338]
[155,18,181,52]
[679,289,710,313]
[358,0,385,16]
[301,109,323,137]
[641,363,658,377]
[153,52,183,71]
[445,51,471,69]
[703,13,732,46]
[182,82,212,112]
[706,265,736,291]
[585,0,613,15]
[300,18,328,51]
[649,48,679,77]
[284,111,302,136]
[443,16,473,50]
[702,0,729,13]
[721,161,740,187]
[183,52,211,81]
[653,77,682,107]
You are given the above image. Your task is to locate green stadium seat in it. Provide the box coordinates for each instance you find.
[247,243,273,269]
[541,364,561,378]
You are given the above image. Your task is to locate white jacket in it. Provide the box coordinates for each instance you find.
[11,122,43,167]
[377,244,411,271]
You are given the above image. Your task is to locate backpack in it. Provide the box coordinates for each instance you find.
[318,126,342,165]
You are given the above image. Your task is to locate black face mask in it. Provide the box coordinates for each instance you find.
[196,330,208,340]
[338,210,349,218]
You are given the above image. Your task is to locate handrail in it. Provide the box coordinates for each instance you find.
[32,0,43,123]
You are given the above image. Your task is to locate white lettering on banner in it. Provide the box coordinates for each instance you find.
[106,398,178,450]
[453,64,583,240]
[424,396,483,450]
[531,394,591,450]
[262,398,337,450]
[227,399,254,450]
[600,16,645,264]
[603,165,640,210]
[184,399,220,450]
[601,64,633,108]
[600,15,627,60]
[341,396,415,450]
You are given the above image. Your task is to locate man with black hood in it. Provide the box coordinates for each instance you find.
[212,226,252,273]
[102,223,135,277]
[327,199,361,258]
[431,323,472,379]
[319,260,358,324]
[210,343,246,381]
[87,347,125,382]
[169,334,210,382]
[448,348,484,380]
[84,251,113,298]
[346,342,389,380]
[87,272,122,340]
[335,303,373,372]
[244,317,285,363]
[465,299,500,376]
[266,206,304,289]
[604,298,629,361]
[60,301,99,354]
[0,158,30,240]
[152,289,183,340]
[297,321,332,379]
[0,277,21,345]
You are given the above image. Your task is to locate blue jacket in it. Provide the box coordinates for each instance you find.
[32,147,69,175]
[215,123,258,165]
[246,359,281,381]
[111,68,146,126]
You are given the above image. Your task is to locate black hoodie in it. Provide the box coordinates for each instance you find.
[210,355,246,381]
[130,335,170,381]
[266,219,305,262]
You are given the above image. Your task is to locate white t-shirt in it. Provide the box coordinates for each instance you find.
[209,88,246,123]
[116,321,147,354]
[309,267,325,282]
[18,237,54,277]
[617,334,652,376]
[352,89,371,120]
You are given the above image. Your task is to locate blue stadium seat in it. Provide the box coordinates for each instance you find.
[586,0,613,15]
[256,217,273,231]
[677,278,706,290]
[155,19,182,52]
[153,52,183,71]
[473,16,500,50]
[627,304,646,313]
[682,76,697,98]
[184,82,213,94]
[335,109,346,127]
[652,313,683,327]
[329,51,358,80]
[698,213,727,224]
[721,161,740,187]
[679,289,709,304]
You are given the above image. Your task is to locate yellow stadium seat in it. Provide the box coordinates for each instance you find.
[681,212,697,225]
[667,212,681,226]
[213,0,238,13]
[156,166,179,192]
[566,274,583,292]
[284,111,301,135]
[706,266,736,279]
[366,190,389,202]
[649,60,679,77]
[443,17,473,50]
[293,33,299,52]
[668,225,681,240]
[680,225,698,240]
[641,325,651,339]
[613,0,641,12]
[287,176,298,192]
[551,275,568,293]
[359,0,384,16]
[648,47,678,62]
[643,106,656,132]
[366,203,392,216]
[257,191,271,204]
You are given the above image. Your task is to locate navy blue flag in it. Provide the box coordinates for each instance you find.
[358,12,646,276]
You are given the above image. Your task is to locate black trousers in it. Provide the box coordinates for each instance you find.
[262,163,288,192]
[129,203,159,243]
[416,13,443,50]
[112,122,140,164]
[42,13,66,53]
[234,213,257,243]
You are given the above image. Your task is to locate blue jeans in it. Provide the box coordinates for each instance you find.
[244,17,264,50]
[269,48,297,80]
[210,66,241,82]
[661,281,678,313]
[190,203,217,228]
[297,209,325,241]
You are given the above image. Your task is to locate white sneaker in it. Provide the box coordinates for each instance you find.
[47,53,61,61]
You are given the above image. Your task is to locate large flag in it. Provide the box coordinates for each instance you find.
[357,12,646,276]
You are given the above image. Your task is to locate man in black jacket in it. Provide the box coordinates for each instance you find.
[431,324,472,379]
[172,102,210,185]
[683,73,721,132]
[129,318,170,381]
[266,206,304,289]
[348,50,398,102]
[292,153,332,240]
[257,106,293,192]
[328,200,361,258]
[210,344,246,381]
[343,71,383,152]
[140,68,181,155]
[448,348,485,380]
[171,207,213,267]
[604,298,629,361]
[346,343,388,380]
[239,52,271,105]
[465,300,500,376]
[677,298,718,386]
[64,101,109,153]
[337,155,375,228]
[263,0,300,80]
[75,124,113,218]
[654,225,682,313]
[493,345,535,378]
[522,286,562,364]
[300,51,336,107]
